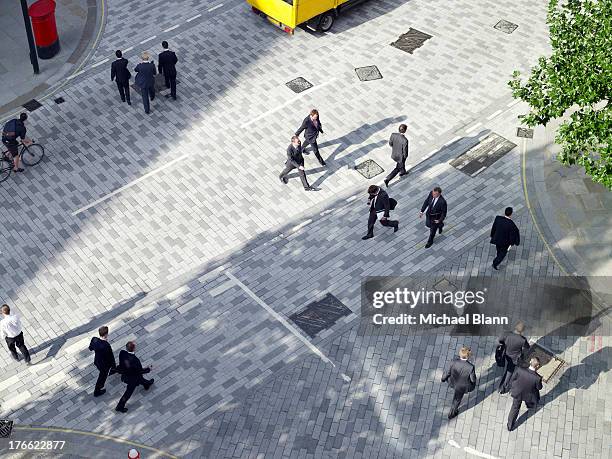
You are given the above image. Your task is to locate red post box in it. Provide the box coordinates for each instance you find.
[28,0,60,59]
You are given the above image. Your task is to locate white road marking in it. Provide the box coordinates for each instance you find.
[208,3,224,12]
[244,78,338,127]
[507,99,520,107]
[486,109,503,120]
[225,271,351,382]
[471,166,487,176]
[186,13,202,22]
[140,35,157,45]
[463,447,499,459]
[465,121,482,134]
[163,24,180,33]
[124,46,135,52]
[66,70,85,80]
[444,135,462,146]
[91,58,109,68]
[71,154,189,216]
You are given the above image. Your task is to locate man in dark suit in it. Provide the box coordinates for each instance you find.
[419,186,447,248]
[498,321,530,393]
[110,50,131,105]
[279,136,315,191]
[115,341,154,413]
[134,52,157,114]
[89,325,117,397]
[158,41,178,100]
[490,206,520,270]
[442,347,477,419]
[295,109,326,166]
[384,123,409,187]
[507,357,542,431]
[362,184,398,240]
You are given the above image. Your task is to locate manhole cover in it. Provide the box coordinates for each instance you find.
[54,97,65,104]
[290,293,352,338]
[286,77,313,94]
[0,420,13,438]
[450,133,516,177]
[355,159,384,179]
[494,20,518,34]
[516,127,534,138]
[523,343,565,383]
[355,65,383,82]
[390,28,432,54]
[22,99,42,112]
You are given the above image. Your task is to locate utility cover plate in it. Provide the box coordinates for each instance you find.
[494,20,518,34]
[286,77,313,94]
[290,293,352,338]
[355,66,383,82]
[355,159,384,179]
[22,99,42,112]
[391,28,432,54]
[516,127,534,138]
[450,133,516,177]
[523,343,565,383]
[0,420,13,438]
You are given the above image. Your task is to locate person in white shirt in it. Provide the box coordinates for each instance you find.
[1,304,31,364]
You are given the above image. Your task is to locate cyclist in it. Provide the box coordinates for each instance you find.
[2,113,31,172]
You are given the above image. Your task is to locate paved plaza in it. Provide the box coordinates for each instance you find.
[0,0,610,458]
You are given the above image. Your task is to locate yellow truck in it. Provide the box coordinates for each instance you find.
[247,0,369,34]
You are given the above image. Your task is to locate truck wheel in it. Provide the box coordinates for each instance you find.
[318,12,335,32]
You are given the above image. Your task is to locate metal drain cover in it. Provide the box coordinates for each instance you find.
[494,20,518,34]
[523,343,565,383]
[391,28,432,54]
[516,127,534,138]
[22,99,42,112]
[286,77,313,93]
[0,420,13,438]
[290,293,352,338]
[450,133,516,177]
[355,159,384,179]
[355,66,382,82]
[54,97,65,104]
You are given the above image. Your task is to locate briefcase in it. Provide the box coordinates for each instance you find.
[495,343,506,367]
[389,198,397,210]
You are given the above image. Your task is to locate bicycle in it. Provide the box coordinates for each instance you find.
[0,140,45,183]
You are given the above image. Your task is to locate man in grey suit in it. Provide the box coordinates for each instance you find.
[507,357,542,431]
[134,52,157,114]
[384,123,409,187]
[498,321,530,393]
[442,346,477,419]
[279,136,315,191]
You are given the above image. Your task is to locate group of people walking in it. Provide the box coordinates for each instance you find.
[111,41,179,114]
[442,322,542,431]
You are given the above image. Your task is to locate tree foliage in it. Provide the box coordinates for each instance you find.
[509,0,611,188]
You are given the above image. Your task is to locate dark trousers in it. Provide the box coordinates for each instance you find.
[493,245,509,267]
[116,377,151,409]
[302,138,324,164]
[116,81,131,103]
[164,74,177,99]
[449,389,466,415]
[508,397,536,429]
[141,86,155,113]
[498,355,516,393]
[427,222,444,245]
[5,332,30,362]
[385,158,407,182]
[279,164,310,189]
[94,366,113,394]
[367,211,398,236]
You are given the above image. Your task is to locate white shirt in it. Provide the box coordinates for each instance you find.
[1,313,23,339]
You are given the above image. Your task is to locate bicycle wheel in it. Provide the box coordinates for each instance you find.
[0,157,11,183]
[20,143,45,166]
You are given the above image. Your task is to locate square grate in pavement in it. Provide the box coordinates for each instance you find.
[286,77,313,93]
[54,97,65,104]
[450,133,516,177]
[131,74,169,95]
[290,293,352,338]
[0,420,13,438]
[390,28,432,54]
[523,343,565,383]
[494,20,518,34]
[355,159,384,179]
[355,65,383,82]
[516,127,534,138]
[22,99,42,112]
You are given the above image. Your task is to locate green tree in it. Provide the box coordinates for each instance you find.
[509,0,611,188]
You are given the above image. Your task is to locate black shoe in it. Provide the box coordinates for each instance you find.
[94,389,106,397]
[121,99,126,103]
[115,406,128,413]
[394,223,399,233]
[384,179,389,187]
[25,360,32,365]
[425,242,433,248]
[144,379,154,390]
[448,411,458,419]
[304,186,318,191]
[11,355,19,362]
[145,111,150,114]
[319,160,326,166]
[438,227,443,234]
[362,234,374,240]
[172,96,177,100]
[399,172,408,177]
[493,264,499,270]
[13,168,24,172]
[507,423,514,432]
[280,177,288,184]
[127,101,131,105]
